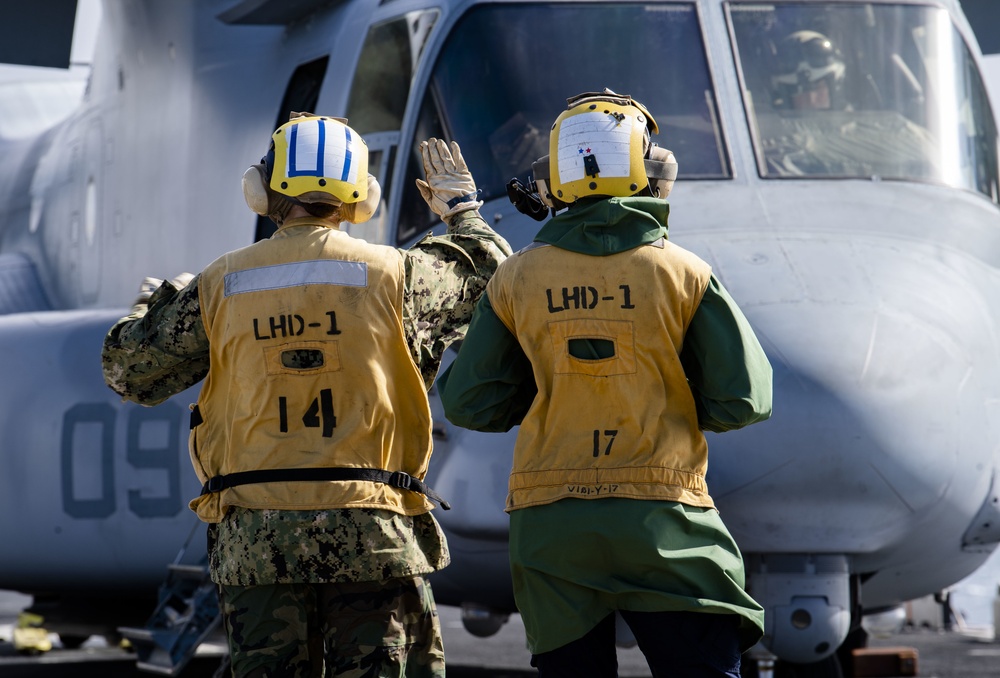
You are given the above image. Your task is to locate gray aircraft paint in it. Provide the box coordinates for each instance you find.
[0,0,998,669]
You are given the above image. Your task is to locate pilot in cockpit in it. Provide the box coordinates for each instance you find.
[770,29,848,112]
[759,28,937,179]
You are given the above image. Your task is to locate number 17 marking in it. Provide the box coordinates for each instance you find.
[592,429,618,457]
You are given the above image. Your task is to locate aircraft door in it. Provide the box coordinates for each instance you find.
[255,57,330,242]
[56,117,103,307]
[80,119,103,304]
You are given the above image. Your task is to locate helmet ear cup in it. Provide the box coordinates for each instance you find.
[645,146,678,199]
[242,164,271,216]
[243,162,295,223]
[531,156,567,211]
[340,175,382,224]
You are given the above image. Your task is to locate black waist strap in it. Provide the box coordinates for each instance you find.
[200,467,451,510]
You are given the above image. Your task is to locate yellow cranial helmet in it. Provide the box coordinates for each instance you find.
[269,114,369,204]
[544,89,661,205]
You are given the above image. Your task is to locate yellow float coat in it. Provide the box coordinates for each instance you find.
[189,221,433,522]
[487,239,713,511]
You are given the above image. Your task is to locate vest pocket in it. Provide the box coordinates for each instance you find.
[263,340,342,375]
[281,348,325,369]
[547,318,637,376]
[567,337,616,360]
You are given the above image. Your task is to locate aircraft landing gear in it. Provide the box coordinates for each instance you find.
[740,653,843,678]
[459,603,510,637]
[741,625,868,678]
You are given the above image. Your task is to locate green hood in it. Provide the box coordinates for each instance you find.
[534,196,670,256]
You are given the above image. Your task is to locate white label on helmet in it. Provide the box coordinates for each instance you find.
[286,119,359,184]
[557,112,634,183]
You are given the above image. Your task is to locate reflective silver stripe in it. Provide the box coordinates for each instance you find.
[224,260,368,296]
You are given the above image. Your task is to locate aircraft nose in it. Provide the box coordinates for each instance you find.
[702,234,1000,554]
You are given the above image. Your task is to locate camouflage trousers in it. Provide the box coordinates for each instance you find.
[217,576,445,677]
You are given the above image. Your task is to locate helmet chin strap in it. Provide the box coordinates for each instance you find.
[268,195,296,225]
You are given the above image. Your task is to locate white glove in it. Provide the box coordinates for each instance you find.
[130,273,194,314]
[415,138,483,223]
[131,277,162,313]
[170,272,195,289]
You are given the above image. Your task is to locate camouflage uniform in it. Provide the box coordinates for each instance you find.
[103,211,511,677]
[217,576,443,677]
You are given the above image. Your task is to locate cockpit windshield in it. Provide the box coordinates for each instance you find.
[728,2,999,200]
[398,2,725,243]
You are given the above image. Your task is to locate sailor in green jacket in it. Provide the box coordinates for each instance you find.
[438,89,773,677]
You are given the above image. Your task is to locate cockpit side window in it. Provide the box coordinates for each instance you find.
[345,10,439,241]
[728,2,999,202]
[397,2,728,245]
[347,12,438,136]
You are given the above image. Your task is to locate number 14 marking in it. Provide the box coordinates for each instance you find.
[593,429,618,457]
[278,388,337,437]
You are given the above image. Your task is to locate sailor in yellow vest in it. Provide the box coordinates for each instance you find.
[438,90,773,677]
[102,113,511,677]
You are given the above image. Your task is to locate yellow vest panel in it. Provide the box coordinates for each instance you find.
[189,220,433,522]
[488,239,713,511]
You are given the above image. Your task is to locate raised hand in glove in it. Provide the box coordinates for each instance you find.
[415,138,483,223]
[130,273,195,314]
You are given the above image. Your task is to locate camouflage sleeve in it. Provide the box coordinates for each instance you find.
[102,274,210,406]
[402,210,512,390]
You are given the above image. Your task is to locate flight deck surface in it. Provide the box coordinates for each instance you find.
[1,595,998,677]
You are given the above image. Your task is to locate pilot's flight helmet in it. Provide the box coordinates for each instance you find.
[243,112,381,225]
[531,89,678,209]
[771,30,846,110]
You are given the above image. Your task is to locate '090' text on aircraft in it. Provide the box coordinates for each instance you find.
[1,0,999,675]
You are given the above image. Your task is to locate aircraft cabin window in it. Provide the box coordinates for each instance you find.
[396,2,729,245]
[728,2,1000,202]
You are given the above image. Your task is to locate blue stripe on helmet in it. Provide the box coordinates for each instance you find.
[316,119,325,177]
[341,126,352,183]
[288,123,298,174]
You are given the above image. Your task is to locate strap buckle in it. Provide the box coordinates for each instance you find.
[204,475,225,493]
[388,471,412,490]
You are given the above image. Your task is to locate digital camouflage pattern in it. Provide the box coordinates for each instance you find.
[219,576,444,677]
[209,508,450,586]
[103,275,209,406]
[102,209,509,584]
[402,211,511,389]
